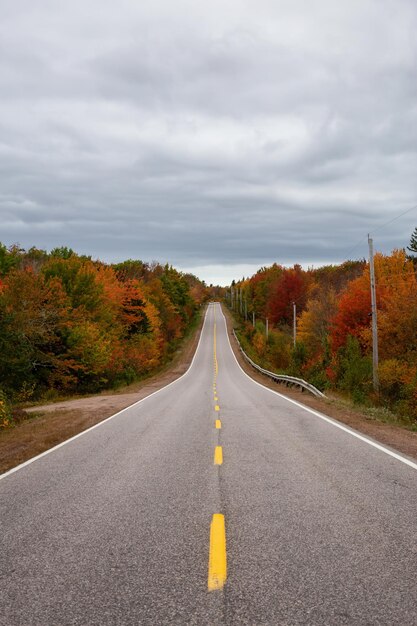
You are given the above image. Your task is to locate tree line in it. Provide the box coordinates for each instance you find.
[229,230,417,423]
[0,244,208,425]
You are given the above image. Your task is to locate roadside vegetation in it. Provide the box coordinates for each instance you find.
[229,229,417,429]
[0,243,208,428]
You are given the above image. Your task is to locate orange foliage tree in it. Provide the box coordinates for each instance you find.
[0,245,207,402]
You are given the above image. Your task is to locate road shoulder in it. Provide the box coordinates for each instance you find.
[221,304,417,462]
[0,309,206,474]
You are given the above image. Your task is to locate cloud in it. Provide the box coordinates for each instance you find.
[0,0,416,282]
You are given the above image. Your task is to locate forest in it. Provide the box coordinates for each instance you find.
[229,231,417,423]
[0,244,208,426]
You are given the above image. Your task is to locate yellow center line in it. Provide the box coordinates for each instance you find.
[213,315,218,375]
[208,513,227,591]
[208,309,227,591]
[214,446,223,465]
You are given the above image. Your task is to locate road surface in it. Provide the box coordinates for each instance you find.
[1,302,417,625]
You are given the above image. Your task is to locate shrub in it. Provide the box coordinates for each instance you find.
[252,330,267,357]
[305,365,329,392]
[289,341,307,376]
[378,359,417,419]
[268,330,292,371]
[0,389,14,429]
[378,359,415,401]
[336,335,372,396]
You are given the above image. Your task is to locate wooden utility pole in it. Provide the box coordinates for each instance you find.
[293,302,297,347]
[266,318,269,339]
[252,311,255,327]
[368,235,379,393]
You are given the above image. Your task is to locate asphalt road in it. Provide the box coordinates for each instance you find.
[1,302,417,625]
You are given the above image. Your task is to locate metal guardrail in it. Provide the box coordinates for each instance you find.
[232,329,326,398]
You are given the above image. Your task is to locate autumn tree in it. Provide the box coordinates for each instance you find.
[267,265,309,326]
[298,288,337,357]
[0,268,72,395]
[361,250,417,364]
[0,243,205,405]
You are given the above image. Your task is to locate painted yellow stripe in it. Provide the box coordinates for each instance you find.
[215,419,221,429]
[214,446,223,465]
[208,514,227,591]
[215,405,220,412]
[214,396,218,402]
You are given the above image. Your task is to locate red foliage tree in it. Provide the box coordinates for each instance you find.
[267,266,309,325]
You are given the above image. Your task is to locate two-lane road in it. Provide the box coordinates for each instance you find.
[1,302,417,625]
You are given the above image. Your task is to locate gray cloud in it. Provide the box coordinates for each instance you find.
[0,0,416,283]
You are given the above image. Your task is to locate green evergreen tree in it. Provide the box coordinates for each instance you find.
[407,227,417,255]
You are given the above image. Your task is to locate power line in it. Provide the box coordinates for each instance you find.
[371,203,417,236]
[232,201,417,315]
[341,202,417,262]
[286,202,417,307]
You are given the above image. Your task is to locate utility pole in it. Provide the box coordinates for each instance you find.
[252,311,255,327]
[240,288,243,315]
[293,302,297,347]
[266,318,269,339]
[368,235,379,393]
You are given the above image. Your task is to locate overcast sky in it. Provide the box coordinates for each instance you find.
[1,0,416,284]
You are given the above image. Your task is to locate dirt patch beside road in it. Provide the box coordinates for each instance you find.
[0,310,205,474]
[222,304,417,463]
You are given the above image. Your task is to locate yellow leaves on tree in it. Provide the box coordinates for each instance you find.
[252,331,267,357]
[0,248,204,398]
[298,288,337,357]
[67,321,114,376]
[360,250,417,364]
